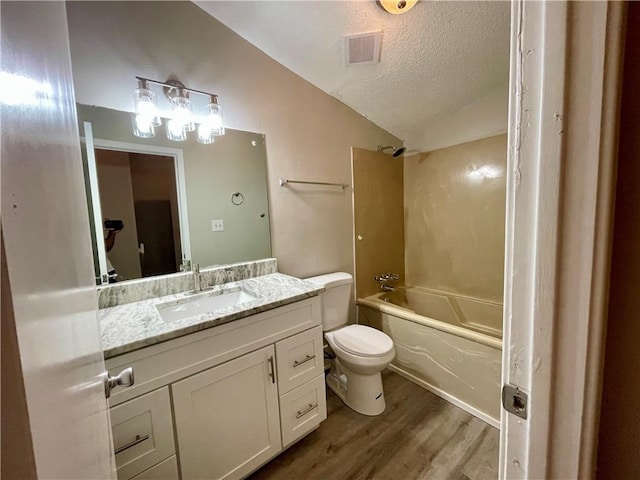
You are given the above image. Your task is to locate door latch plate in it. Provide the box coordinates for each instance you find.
[502,384,528,419]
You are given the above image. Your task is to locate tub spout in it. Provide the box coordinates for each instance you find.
[381,283,395,292]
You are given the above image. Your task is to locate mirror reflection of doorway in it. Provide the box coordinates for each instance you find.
[95,149,182,281]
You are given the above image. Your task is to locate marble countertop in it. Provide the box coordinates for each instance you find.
[100,273,323,359]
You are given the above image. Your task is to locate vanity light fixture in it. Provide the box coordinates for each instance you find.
[377,0,418,14]
[132,76,224,144]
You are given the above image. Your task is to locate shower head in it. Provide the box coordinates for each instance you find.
[377,145,406,157]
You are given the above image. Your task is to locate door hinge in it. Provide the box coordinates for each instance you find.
[502,384,528,419]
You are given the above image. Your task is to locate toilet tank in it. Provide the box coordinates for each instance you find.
[304,272,353,331]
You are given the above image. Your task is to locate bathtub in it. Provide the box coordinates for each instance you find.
[357,286,502,427]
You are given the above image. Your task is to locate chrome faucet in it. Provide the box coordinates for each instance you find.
[193,264,202,292]
[374,273,399,282]
[374,272,399,292]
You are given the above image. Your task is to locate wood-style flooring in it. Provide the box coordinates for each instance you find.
[248,371,499,480]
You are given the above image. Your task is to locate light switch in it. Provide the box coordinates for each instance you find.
[211,219,224,232]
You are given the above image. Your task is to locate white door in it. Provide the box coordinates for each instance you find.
[1,2,115,479]
[172,345,281,480]
[500,1,624,478]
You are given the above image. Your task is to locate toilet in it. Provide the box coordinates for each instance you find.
[305,272,395,416]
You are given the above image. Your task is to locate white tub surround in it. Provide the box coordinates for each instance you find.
[98,258,278,309]
[101,272,322,358]
[358,289,502,427]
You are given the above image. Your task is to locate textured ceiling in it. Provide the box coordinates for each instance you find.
[195,1,510,147]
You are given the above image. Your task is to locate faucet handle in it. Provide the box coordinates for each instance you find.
[374,272,400,282]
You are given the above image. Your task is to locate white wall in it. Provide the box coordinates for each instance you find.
[407,84,508,153]
[66,1,400,278]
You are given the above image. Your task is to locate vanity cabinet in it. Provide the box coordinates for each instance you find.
[172,345,281,479]
[106,296,326,480]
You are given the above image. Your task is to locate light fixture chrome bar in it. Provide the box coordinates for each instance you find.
[135,76,219,99]
[279,178,348,189]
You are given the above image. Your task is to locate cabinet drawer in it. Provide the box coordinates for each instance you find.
[130,456,179,480]
[110,387,175,480]
[275,326,324,393]
[279,374,327,447]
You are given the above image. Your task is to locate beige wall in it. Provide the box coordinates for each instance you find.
[96,149,141,280]
[67,1,400,280]
[404,134,507,303]
[352,148,405,298]
[597,4,640,477]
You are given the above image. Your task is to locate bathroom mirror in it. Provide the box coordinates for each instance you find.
[78,104,272,285]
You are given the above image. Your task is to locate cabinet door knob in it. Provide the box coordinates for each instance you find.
[104,367,134,398]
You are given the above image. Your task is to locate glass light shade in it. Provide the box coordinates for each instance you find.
[166,118,187,141]
[133,87,160,127]
[132,114,156,138]
[206,102,224,134]
[197,122,215,144]
[197,102,224,144]
[170,95,195,133]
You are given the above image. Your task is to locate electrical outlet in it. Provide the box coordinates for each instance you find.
[211,219,224,232]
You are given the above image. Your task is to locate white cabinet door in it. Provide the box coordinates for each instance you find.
[172,345,281,480]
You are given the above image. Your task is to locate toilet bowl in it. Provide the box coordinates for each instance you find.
[325,324,395,415]
[304,273,396,416]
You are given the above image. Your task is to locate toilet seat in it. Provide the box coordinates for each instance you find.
[332,325,393,357]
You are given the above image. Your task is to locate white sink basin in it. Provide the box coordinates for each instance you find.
[156,288,258,322]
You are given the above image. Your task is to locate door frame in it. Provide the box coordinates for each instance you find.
[500,1,625,478]
[84,133,192,283]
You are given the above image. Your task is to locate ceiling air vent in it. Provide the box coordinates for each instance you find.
[344,32,382,66]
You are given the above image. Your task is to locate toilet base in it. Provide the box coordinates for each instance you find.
[326,359,386,416]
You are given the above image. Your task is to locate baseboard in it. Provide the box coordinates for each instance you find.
[387,364,501,429]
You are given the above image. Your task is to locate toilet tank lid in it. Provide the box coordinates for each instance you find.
[304,272,353,288]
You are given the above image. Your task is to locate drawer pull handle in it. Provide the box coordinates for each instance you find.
[114,434,150,455]
[296,403,318,419]
[293,354,316,368]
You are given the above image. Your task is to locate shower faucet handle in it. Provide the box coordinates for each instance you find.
[374,272,400,282]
